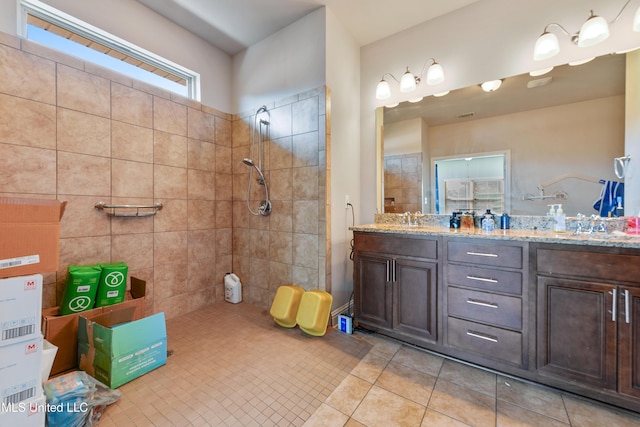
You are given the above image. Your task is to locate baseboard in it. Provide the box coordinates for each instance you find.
[331,302,352,326]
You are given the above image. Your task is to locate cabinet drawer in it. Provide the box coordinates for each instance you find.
[448,287,522,330]
[354,233,438,259]
[448,240,522,268]
[537,248,640,283]
[448,317,522,366]
[447,264,522,295]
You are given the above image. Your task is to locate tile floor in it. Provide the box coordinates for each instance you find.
[98,303,640,427]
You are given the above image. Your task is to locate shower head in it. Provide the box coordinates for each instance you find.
[260,119,270,125]
[243,158,254,167]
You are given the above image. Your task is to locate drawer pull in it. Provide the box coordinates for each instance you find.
[466,330,498,343]
[466,251,498,258]
[466,275,498,283]
[466,299,498,309]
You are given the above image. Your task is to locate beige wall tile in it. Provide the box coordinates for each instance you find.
[0,93,56,149]
[57,64,110,118]
[57,108,111,157]
[187,199,216,230]
[293,200,319,234]
[269,231,292,264]
[0,143,56,194]
[112,159,153,198]
[188,107,216,143]
[269,261,292,290]
[269,200,292,232]
[154,231,188,266]
[292,96,319,135]
[60,195,111,239]
[292,166,318,199]
[153,263,188,300]
[188,169,216,200]
[57,151,110,196]
[0,44,55,104]
[268,104,292,140]
[153,198,188,232]
[111,233,154,271]
[21,39,83,71]
[293,233,318,269]
[269,137,293,170]
[188,229,217,260]
[188,139,215,171]
[109,197,155,235]
[292,265,318,289]
[154,165,187,199]
[59,236,112,275]
[215,116,231,147]
[216,229,232,257]
[112,83,153,127]
[154,131,187,167]
[292,131,319,167]
[231,117,250,148]
[112,122,153,163]
[270,169,293,201]
[214,144,231,174]
[187,259,216,291]
[154,293,188,320]
[215,200,232,229]
[187,283,216,312]
[215,173,232,201]
[154,97,187,136]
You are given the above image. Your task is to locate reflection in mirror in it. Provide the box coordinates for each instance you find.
[379,53,628,216]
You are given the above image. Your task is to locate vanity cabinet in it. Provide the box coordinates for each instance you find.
[534,244,640,401]
[353,232,439,345]
[444,239,529,368]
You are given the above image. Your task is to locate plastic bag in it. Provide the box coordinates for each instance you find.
[43,371,121,427]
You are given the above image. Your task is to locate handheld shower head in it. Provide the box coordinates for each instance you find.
[242,158,254,167]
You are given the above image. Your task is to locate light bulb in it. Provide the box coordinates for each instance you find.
[533,31,560,61]
[426,62,445,85]
[400,68,417,92]
[376,80,391,100]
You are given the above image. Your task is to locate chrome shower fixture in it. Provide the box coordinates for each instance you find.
[245,106,272,216]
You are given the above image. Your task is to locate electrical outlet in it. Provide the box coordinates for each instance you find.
[345,194,350,209]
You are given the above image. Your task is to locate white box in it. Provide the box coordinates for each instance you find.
[0,393,46,427]
[40,340,57,384]
[0,274,42,347]
[0,337,43,411]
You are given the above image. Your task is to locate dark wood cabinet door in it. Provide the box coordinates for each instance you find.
[394,258,438,342]
[536,276,617,390]
[354,253,392,329]
[619,286,640,398]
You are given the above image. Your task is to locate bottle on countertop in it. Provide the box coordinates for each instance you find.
[481,209,495,232]
[500,213,510,230]
[553,204,566,233]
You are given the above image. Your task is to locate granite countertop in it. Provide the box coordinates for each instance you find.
[350,223,640,249]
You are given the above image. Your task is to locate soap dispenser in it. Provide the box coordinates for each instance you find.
[554,204,566,233]
[481,209,495,232]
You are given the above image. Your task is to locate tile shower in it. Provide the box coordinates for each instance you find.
[0,30,329,318]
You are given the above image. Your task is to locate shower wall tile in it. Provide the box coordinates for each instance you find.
[293,200,319,234]
[111,83,153,127]
[188,229,217,260]
[188,199,216,230]
[110,197,155,235]
[154,263,188,300]
[188,107,216,143]
[188,169,216,200]
[57,64,110,118]
[216,229,233,256]
[269,231,292,264]
[269,169,293,201]
[292,96,319,135]
[215,173,233,201]
[269,104,292,140]
[187,258,216,291]
[57,108,111,157]
[60,195,111,239]
[112,121,153,163]
[0,44,55,104]
[154,231,188,266]
[215,144,232,174]
[111,233,154,270]
[232,200,251,228]
[153,97,187,136]
[292,166,318,200]
[57,151,111,196]
[269,200,293,232]
[58,236,112,275]
[154,131,188,167]
[293,233,319,269]
[154,164,187,199]
[292,131,319,167]
[232,145,251,175]
[216,200,233,228]
[0,93,56,149]
[269,136,293,170]
[231,117,250,148]
[269,261,292,290]
[250,258,271,289]
[0,143,56,194]
[188,139,216,171]
[112,159,153,198]
[292,266,318,290]
[154,198,188,232]
[215,116,232,147]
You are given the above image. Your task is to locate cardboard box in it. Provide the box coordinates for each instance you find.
[0,393,46,427]
[0,198,66,279]
[0,274,42,347]
[0,337,43,411]
[78,309,167,389]
[42,277,146,376]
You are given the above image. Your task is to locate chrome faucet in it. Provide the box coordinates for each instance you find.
[575,213,586,234]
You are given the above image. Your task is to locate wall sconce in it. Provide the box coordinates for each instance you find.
[533,0,640,61]
[376,58,445,100]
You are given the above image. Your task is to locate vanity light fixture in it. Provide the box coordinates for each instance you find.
[375,58,445,100]
[433,90,450,97]
[533,0,640,61]
[568,57,595,66]
[481,79,503,92]
[529,67,554,76]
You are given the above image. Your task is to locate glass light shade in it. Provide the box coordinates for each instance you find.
[634,6,640,32]
[577,14,609,47]
[426,62,445,85]
[433,90,450,97]
[529,67,553,76]
[568,57,594,66]
[481,79,502,92]
[376,79,391,100]
[533,31,560,60]
[400,69,417,92]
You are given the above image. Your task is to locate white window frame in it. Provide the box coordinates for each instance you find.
[17,0,201,101]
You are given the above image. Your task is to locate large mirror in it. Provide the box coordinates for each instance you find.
[378,52,629,216]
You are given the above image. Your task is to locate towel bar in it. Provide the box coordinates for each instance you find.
[94,201,163,217]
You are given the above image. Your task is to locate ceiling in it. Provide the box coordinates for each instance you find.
[135,0,479,55]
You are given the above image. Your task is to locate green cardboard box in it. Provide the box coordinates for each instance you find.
[77,308,166,388]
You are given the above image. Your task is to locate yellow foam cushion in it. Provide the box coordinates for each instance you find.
[269,285,305,328]
[296,290,333,336]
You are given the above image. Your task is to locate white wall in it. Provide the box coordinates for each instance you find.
[1,0,232,111]
[232,8,326,113]
[326,7,361,310]
[385,118,423,156]
[360,0,640,223]
[626,49,640,217]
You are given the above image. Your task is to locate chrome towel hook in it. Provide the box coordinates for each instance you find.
[614,155,631,179]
